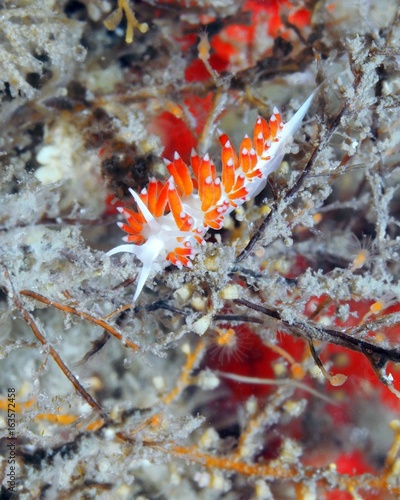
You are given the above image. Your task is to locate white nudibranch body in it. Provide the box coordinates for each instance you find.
[107,92,315,302]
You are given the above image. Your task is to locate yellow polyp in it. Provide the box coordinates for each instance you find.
[273,361,287,377]
[291,363,305,380]
[197,31,218,79]
[260,204,271,215]
[313,212,323,224]
[350,249,370,271]
[389,419,400,432]
[370,300,385,315]
[216,328,236,348]
[103,7,123,30]
[104,0,148,44]
[165,102,184,119]
[149,414,162,428]
[329,373,348,387]
[204,255,220,272]
[254,247,265,258]
[219,284,240,300]
[373,331,386,343]
[198,32,211,62]
[334,352,350,368]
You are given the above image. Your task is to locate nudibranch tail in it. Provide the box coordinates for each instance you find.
[107,92,315,302]
[281,90,316,140]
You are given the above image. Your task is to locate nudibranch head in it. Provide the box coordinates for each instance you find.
[107,92,315,302]
[107,186,202,302]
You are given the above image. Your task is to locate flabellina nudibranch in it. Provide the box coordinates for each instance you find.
[107,92,315,302]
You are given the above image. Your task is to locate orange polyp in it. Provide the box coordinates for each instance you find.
[218,131,230,147]
[173,153,193,196]
[198,155,213,200]
[291,363,305,380]
[216,327,236,347]
[222,156,235,193]
[370,300,385,315]
[249,149,257,172]
[147,179,158,215]
[197,32,211,62]
[168,184,185,226]
[205,216,223,229]
[213,178,222,205]
[239,135,252,155]
[351,250,369,270]
[119,216,142,233]
[254,116,270,145]
[179,214,193,231]
[204,203,228,229]
[254,132,264,157]
[190,149,201,179]
[210,160,217,180]
[240,145,258,174]
[155,181,169,217]
[273,107,282,129]
[229,186,248,201]
[166,252,177,265]
[175,246,192,257]
[201,179,215,212]
[221,137,239,165]
[222,142,239,169]
[240,148,251,173]
[269,114,278,137]
[233,173,245,191]
[119,221,140,234]
[178,255,191,266]
[139,188,148,206]
[125,234,145,244]
[165,156,185,195]
[246,168,262,179]
[121,207,143,222]
[238,135,253,173]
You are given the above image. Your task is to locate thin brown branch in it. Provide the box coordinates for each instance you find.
[2,268,107,419]
[20,290,139,352]
[213,314,264,325]
[234,298,400,365]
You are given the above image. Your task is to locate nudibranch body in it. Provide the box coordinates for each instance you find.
[107,92,315,302]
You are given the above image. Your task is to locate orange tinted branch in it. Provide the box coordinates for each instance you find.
[162,340,206,405]
[20,290,139,352]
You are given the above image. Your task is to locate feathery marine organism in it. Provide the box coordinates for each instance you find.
[107,92,316,302]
